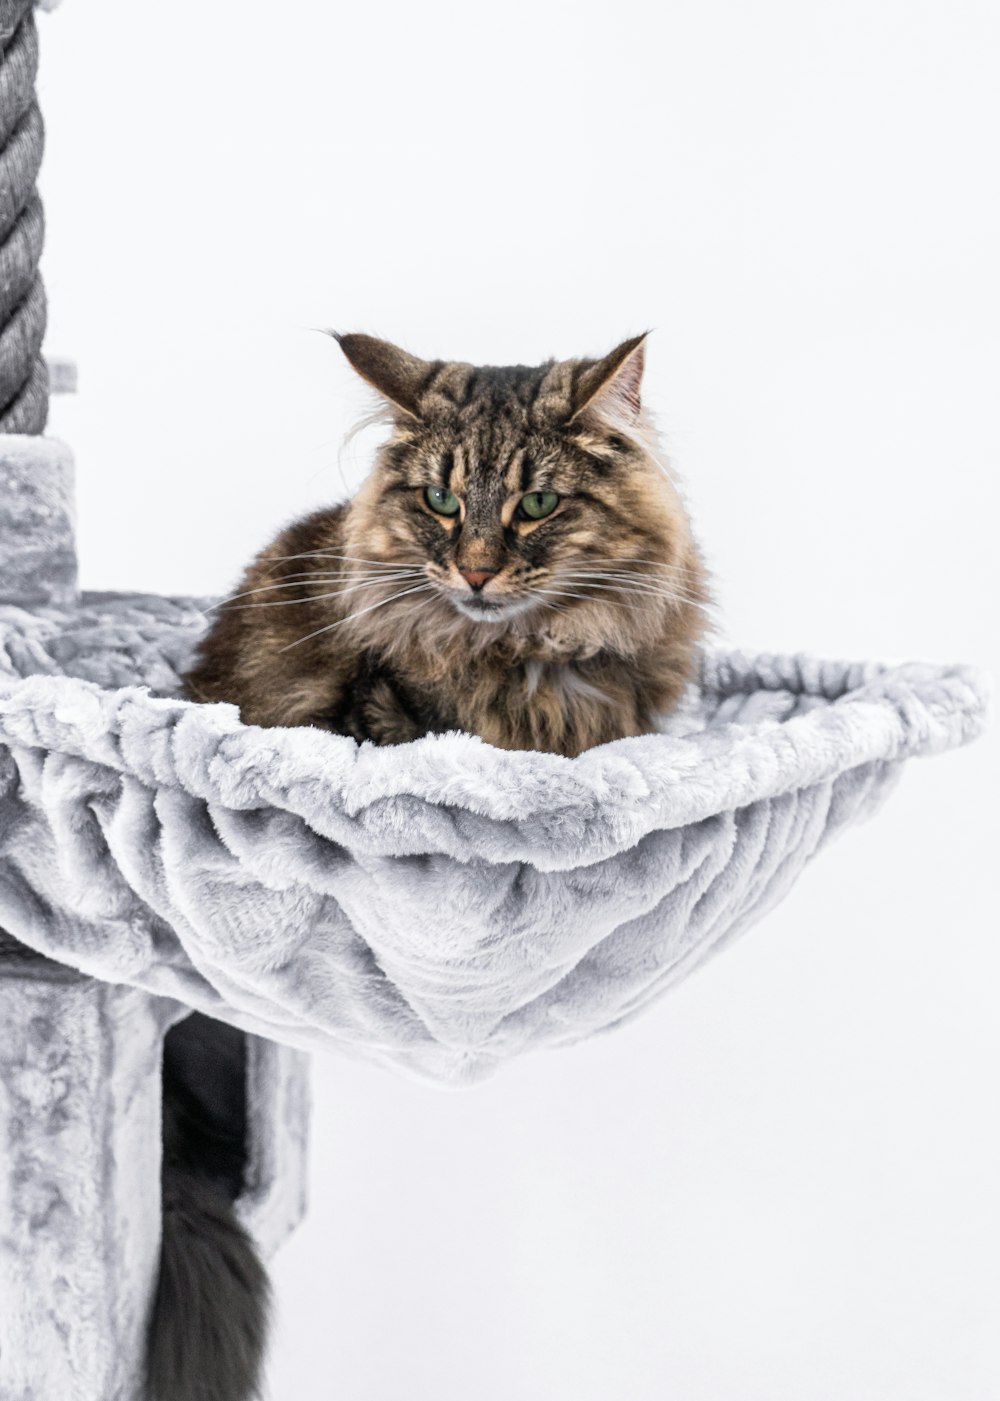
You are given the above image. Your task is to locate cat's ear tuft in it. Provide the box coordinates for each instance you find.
[568,333,649,425]
[331,333,431,420]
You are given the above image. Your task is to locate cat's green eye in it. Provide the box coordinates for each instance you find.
[424,485,460,516]
[518,490,560,520]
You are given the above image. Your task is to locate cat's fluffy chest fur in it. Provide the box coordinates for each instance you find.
[355,635,672,754]
[184,333,709,758]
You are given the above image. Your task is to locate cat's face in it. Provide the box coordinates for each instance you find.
[338,334,704,640]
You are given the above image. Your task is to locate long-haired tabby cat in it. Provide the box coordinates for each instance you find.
[150,332,709,1401]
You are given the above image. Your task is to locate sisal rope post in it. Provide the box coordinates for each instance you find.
[0,0,47,434]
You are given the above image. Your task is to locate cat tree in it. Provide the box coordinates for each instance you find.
[0,3,988,1398]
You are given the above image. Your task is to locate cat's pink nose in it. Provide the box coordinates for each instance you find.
[459,568,497,592]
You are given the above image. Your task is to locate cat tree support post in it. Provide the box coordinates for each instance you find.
[0,12,159,1395]
[0,961,173,1401]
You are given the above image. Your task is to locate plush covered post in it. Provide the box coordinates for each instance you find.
[0,946,311,1399]
[238,1033,311,1258]
[0,436,77,608]
[0,956,174,1401]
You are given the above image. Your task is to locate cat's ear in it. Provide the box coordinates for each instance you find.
[568,333,649,425]
[332,333,431,420]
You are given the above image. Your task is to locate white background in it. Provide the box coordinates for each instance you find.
[37,2,998,1397]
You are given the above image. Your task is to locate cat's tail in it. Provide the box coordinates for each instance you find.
[145,1164,271,1401]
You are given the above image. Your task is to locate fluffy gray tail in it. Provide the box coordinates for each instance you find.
[145,1165,270,1401]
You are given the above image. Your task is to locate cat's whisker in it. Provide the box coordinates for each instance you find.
[535,602,572,615]
[267,564,425,579]
[565,560,705,588]
[556,574,707,607]
[531,586,634,610]
[587,588,709,610]
[268,551,427,569]
[564,587,708,610]
[576,556,706,582]
[278,584,436,652]
[208,569,426,611]
[547,586,708,616]
[527,590,577,615]
[216,576,428,610]
[573,555,678,567]
[558,564,708,593]
[532,588,591,603]
[539,586,692,617]
[561,568,695,587]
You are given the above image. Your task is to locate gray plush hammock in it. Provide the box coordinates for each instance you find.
[0,540,987,1085]
[0,6,988,1399]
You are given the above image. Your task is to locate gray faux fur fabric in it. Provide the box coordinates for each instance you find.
[0,966,308,1399]
[0,589,986,1084]
[0,437,77,610]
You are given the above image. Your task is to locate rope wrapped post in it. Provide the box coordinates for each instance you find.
[0,0,47,434]
[0,4,74,609]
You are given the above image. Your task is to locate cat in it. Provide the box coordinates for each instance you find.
[183,331,710,755]
[149,332,710,1401]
